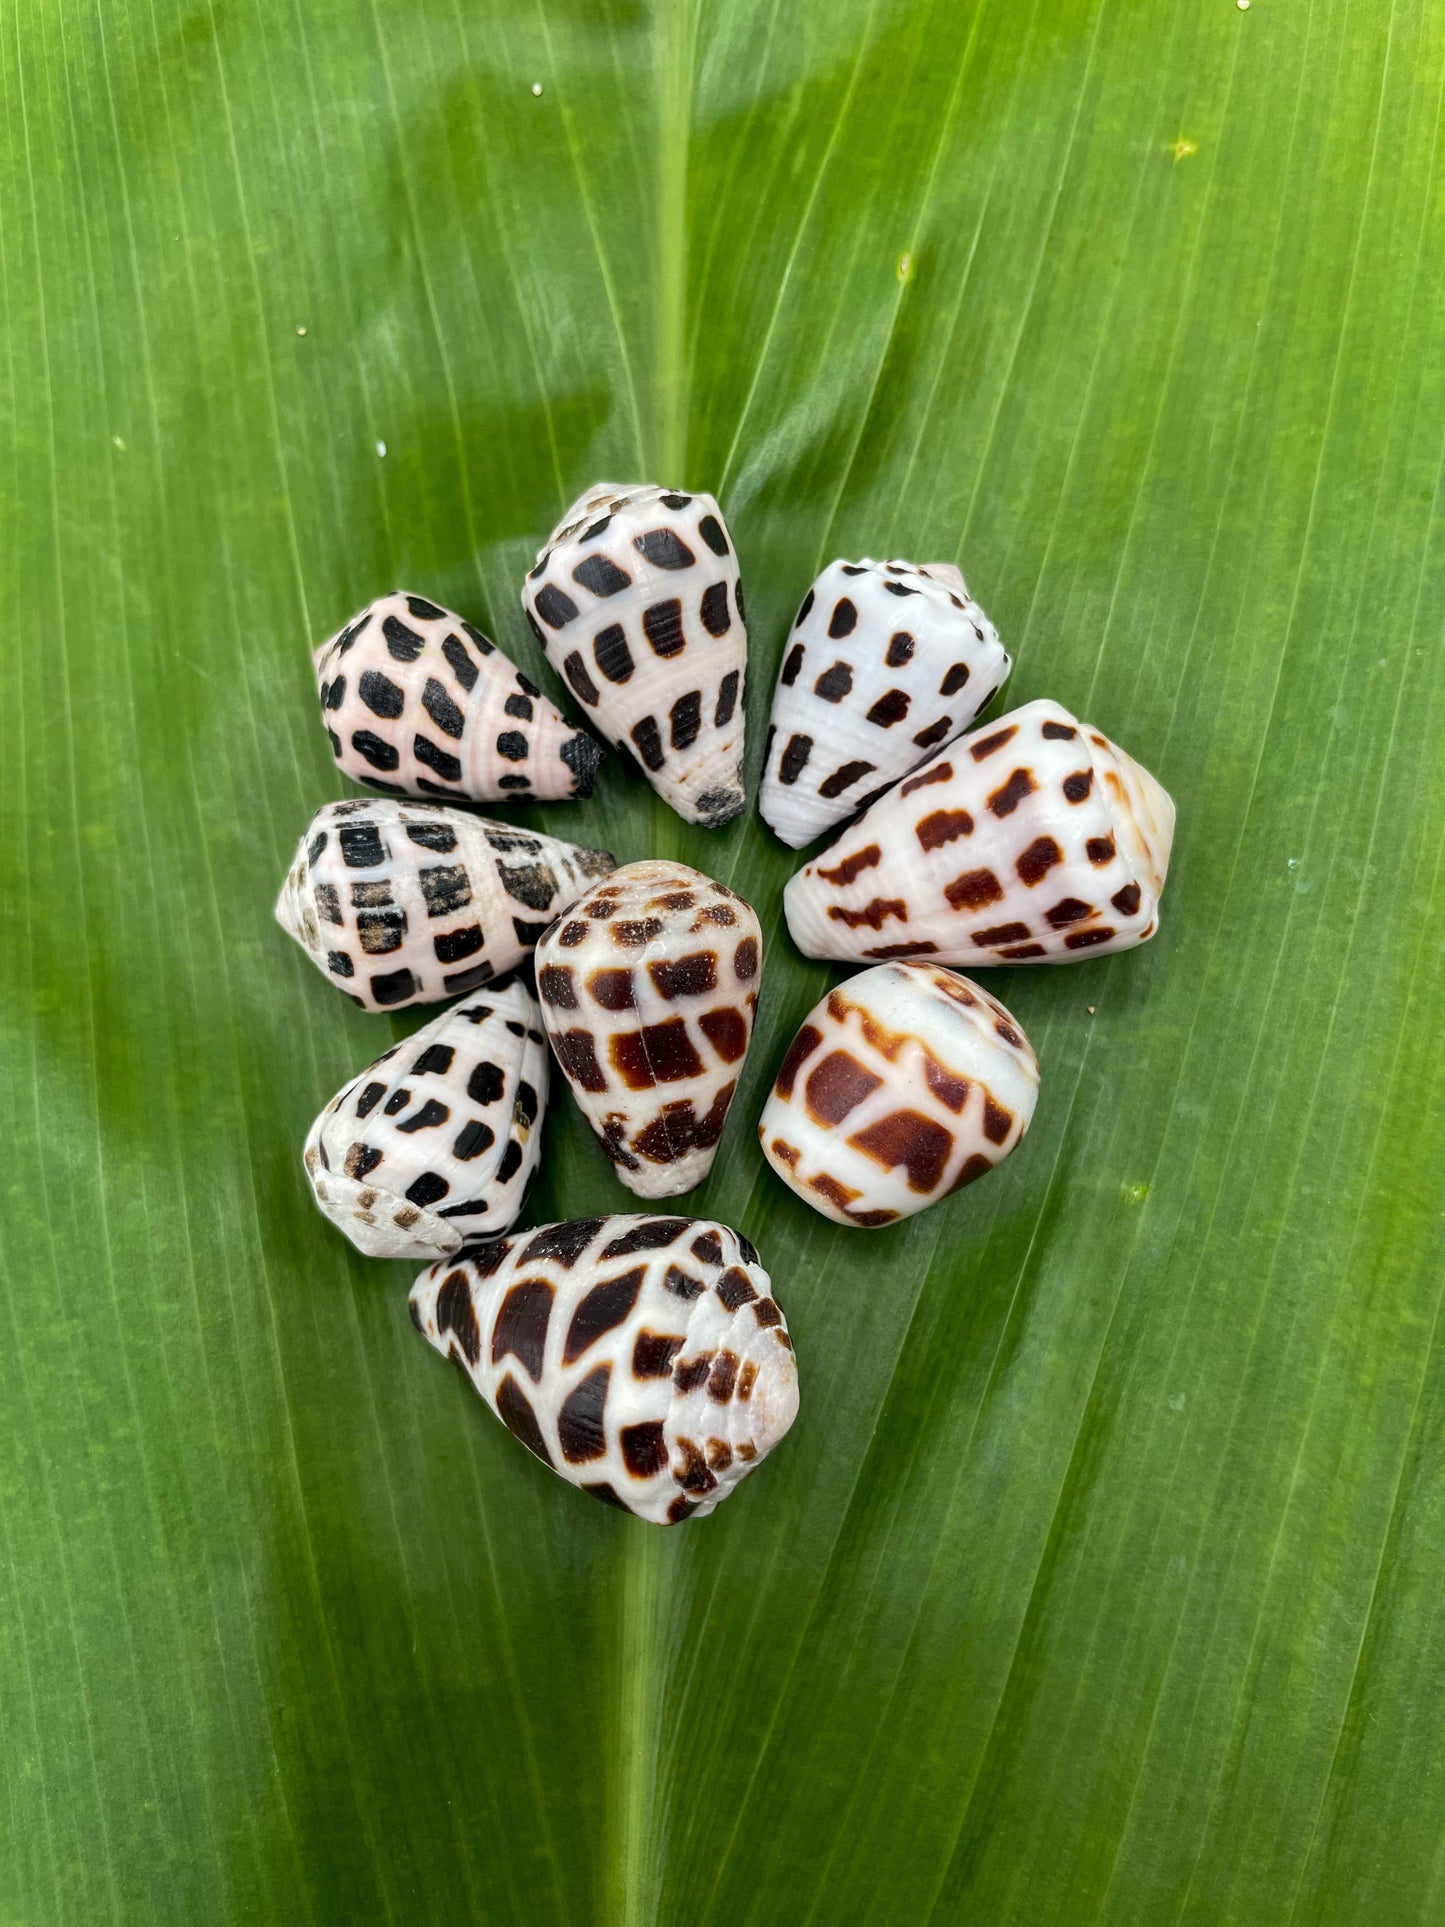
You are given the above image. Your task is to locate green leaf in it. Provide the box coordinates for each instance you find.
[3,0,1442,1919]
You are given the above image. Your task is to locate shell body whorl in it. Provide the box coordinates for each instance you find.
[783,699,1175,967]
[534,860,761,1197]
[759,963,1039,1227]
[760,558,1010,849]
[521,483,748,827]
[409,1216,798,1523]
[304,975,548,1259]
[275,797,615,1011]
[313,590,603,803]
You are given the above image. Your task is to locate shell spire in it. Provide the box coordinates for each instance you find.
[784,699,1175,967]
[521,483,748,827]
[760,557,1011,848]
[275,797,615,1011]
[759,963,1039,1227]
[409,1216,799,1523]
[313,590,604,803]
[303,974,549,1260]
[534,861,761,1196]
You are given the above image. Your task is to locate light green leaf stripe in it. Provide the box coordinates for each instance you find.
[2,0,1443,1920]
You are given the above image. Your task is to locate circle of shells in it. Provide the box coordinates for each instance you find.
[276,481,1178,1526]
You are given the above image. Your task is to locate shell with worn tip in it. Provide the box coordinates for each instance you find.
[303,974,548,1260]
[760,558,1011,848]
[759,963,1039,1227]
[275,797,615,1012]
[313,590,603,803]
[784,699,1175,966]
[409,1216,798,1523]
[521,483,747,826]
[534,860,761,1197]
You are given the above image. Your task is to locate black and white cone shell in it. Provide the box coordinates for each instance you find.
[759,558,1010,848]
[303,975,549,1260]
[409,1216,799,1524]
[275,797,615,1011]
[313,590,603,804]
[521,483,748,827]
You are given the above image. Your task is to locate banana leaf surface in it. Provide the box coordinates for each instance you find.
[2,0,1443,1919]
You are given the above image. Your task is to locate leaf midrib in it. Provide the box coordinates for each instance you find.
[608,7,698,1924]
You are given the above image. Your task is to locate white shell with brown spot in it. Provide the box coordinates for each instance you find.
[521,483,748,827]
[313,590,603,804]
[759,558,1011,848]
[303,974,549,1261]
[783,699,1175,967]
[275,797,615,1012]
[758,963,1039,1228]
[409,1215,799,1523]
[535,860,761,1198]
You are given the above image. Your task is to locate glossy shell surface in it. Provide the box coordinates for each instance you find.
[535,861,761,1197]
[759,963,1039,1227]
[303,975,549,1260]
[275,797,615,1011]
[521,483,747,826]
[759,558,1010,848]
[409,1215,799,1523]
[784,699,1175,966]
[313,590,603,803]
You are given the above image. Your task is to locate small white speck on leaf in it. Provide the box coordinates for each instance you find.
[897,251,914,283]
[1122,1180,1150,1206]
[1168,1392,1186,1412]
[1237,0,1250,10]
[1087,1005,1096,1015]
[1287,856,1298,869]
[531,82,543,96]
[111,435,125,451]
[296,324,308,336]
[376,439,387,458]
[1171,137,1197,161]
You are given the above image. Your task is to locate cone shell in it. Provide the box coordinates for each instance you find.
[760,558,1011,848]
[534,861,761,1197]
[409,1216,798,1523]
[784,699,1175,966]
[521,483,748,827]
[313,590,603,803]
[275,797,615,1012]
[759,964,1039,1227]
[302,974,549,1260]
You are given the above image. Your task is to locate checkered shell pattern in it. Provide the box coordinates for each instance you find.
[303,975,549,1260]
[534,861,761,1198]
[521,483,748,827]
[275,797,615,1011]
[784,699,1175,967]
[759,559,1010,848]
[313,590,603,804]
[409,1215,799,1524]
[759,963,1039,1227]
